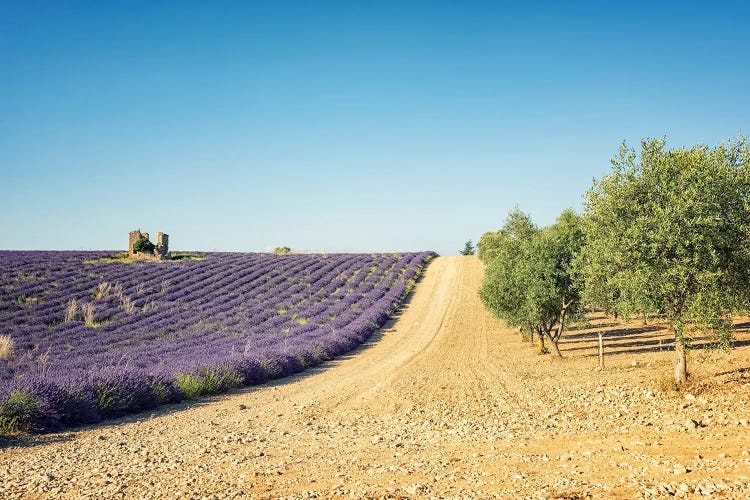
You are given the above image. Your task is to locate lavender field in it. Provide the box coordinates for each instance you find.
[0,251,434,434]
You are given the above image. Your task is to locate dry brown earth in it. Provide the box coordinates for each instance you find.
[2,256,750,499]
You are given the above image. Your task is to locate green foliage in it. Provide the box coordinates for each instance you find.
[200,367,242,394]
[296,353,311,368]
[480,208,584,356]
[174,373,204,400]
[478,206,537,263]
[174,368,243,400]
[150,380,171,404]
[169,253,205,261]
[85,253,204,264]
[132,237,155,254]
[579,136,750,381]
[479,209,537,327]
[460,240,476,256]
[95,383,128,417]
[0,390,42,435]
[273,246,292,255]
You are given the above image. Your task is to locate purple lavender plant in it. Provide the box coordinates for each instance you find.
[0,251,435,434]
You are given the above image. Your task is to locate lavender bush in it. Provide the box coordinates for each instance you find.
[0,251,434,434]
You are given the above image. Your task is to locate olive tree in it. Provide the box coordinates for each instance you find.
[580,137,750,384]
[479,210,537,341]
[480,209,584,356]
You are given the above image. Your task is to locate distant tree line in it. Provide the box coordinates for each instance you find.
[478,136,750,386]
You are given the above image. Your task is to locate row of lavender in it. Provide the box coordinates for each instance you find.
[0,251,434,434]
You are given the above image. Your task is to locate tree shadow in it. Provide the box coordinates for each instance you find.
[715,366,750,377]
[580,340,688,357]
[565,321,620,332]
[565,336,674,354]
[0,397,219,451]
[563,325,662,342]
[0,432,75,450]
[560,313,750,358]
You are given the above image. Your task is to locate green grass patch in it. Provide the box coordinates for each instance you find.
[174,368,243,400]
[84,252,205,264]
[174,374,204,400]
[0,390,42,435]
[16,295,39,305]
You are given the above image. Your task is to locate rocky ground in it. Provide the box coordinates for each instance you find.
[2,256,750,499]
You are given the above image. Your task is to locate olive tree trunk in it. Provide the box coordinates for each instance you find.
[674,336,688,385]
[546,332,562,357]
[538,327,546,353]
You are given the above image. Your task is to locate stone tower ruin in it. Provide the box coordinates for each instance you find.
[128,229,170,260]
[156,232,169,259]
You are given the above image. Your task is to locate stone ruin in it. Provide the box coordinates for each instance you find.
[128,229,170,260]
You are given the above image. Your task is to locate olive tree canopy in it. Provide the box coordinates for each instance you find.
[579,137,750,384]
[480,208,584,356]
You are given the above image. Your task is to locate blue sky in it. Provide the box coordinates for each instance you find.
[1,1,748,255]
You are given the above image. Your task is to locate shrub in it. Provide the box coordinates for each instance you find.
[133,237,155,254]
[201,367,243,394]
[273,246,291,255]
[94,282,111,300]
[64,299,78,322]
[0,390,43,435]
[93,372,159,418]
[149,379,172,404]
[0,335,13,359]
[81,302,96,327]
[0,251,434,433]
[120,295,135,313]
[174,367,243,400]
[22,379,99,430]
[173,373,204,400]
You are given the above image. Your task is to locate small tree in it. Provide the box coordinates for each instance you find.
[480,208,584,356]
[133,237,155,254]
[580,137,750,385]
[479,220,537,341]
[273,246,291,255]
[460,240,476,256]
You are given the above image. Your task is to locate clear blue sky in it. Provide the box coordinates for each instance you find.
[1,1,748,255]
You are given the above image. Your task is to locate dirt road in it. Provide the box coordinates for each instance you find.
[2,256,750,498]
